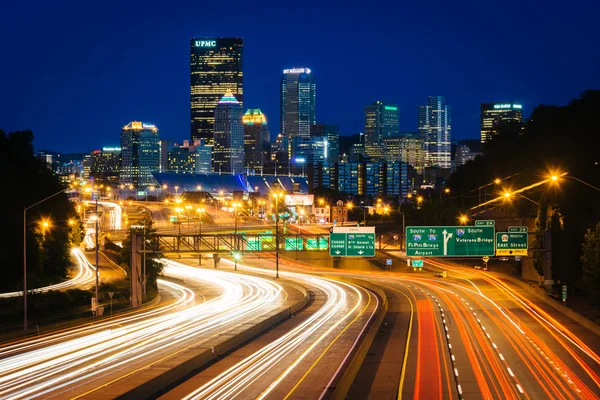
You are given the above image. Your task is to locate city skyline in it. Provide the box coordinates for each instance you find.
[1,1,599,153]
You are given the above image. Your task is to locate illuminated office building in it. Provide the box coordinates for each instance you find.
[213,91,244,175]
[90,147,121,185]
[190,38,243,142]
[418,96,451,169]
[120,121,160,188]
[480,103,523,143]
[310,123,339,162]
[364,102,399,160]
[280,68,316,159]
[242,109,270,173]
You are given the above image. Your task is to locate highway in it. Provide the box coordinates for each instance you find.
[0,261,293,399]
[196,251,600,399]
[0,248,96,299]
[161,257,380,400]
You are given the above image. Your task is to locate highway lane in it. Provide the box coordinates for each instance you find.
[0,248,96,299]
[351,262,600,399]
[0,261,292,399]
[161,257,380,400]
[424,259,600,397]
[219,252,600,399]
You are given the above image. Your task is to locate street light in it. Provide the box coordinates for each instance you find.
[197,207,205,235]
[273,191,285,278]
[175,207,183,236]
[503,191,540,206]
[459,215,468,225]
[23,187,68,331]
[346,202,353,226]
[549,173,600,192]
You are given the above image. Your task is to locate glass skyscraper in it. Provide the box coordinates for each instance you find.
[418,96,452,169]
[242,109,270,174]
[280,68,316,159]
[480,103,523,143]
[120,121,160,188]
[190,38,243,142]
[310,123,340,163]
[213,91,244,175]
[364,101,399,160]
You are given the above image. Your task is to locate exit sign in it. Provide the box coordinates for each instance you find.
[329,227,375,257]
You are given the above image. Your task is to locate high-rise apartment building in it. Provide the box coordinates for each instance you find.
[120,121,160,188]
[310,123,339,162]
[281,68,316,159]
[418,96,451,169]
[364,102,399,160]
[190,38,243,142]
[213,90,244,175]
[242,109,270,173]
[480,103,523,143]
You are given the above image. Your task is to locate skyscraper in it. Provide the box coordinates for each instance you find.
[242,109,270,173]
[213,90,244,175]
[364,102,399,160]
[120,121,160,188]
[480,103,523,143]
[280,68,316,159]
[90,147,121,185]
[418,96,451,169]
[310,124,340,162]
[190,38,243,142]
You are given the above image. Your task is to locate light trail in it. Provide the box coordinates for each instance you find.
[180,259,375,400]
[84,200,123,230]
[0,248,96,299]
[418,260,600,398]
[0,261,286,399]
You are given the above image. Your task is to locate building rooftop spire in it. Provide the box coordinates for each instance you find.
[219,90,239,104]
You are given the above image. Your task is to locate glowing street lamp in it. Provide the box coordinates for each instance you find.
[459,215,468,225]
[23,188,69,330]
[197,207,205,235]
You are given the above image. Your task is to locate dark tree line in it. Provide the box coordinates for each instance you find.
[449,91,600,287]
[0,130,80,291]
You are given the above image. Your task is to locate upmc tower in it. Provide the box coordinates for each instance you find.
[190,38,244,142]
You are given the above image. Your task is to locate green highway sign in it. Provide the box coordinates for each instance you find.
[329,227,376,257]
[406,226,495,257]
[411,259,424,268]
[475,220,495,226]
[307,237,328,250]
[245,237,262,251]
[509,226,528,233]
[496,232,528,256]
[285,238,303,251]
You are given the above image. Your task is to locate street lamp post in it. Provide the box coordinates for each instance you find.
[23,188,68,331]
[274,192,284,278]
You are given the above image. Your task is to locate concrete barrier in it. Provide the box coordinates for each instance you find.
[328,278,389,400]
[117,279,310,400]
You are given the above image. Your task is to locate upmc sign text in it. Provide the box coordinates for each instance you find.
[195,40,216,47]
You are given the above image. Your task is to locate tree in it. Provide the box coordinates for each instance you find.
[581,223,600,306]
[0,130,78,291]
[449,91,600,284]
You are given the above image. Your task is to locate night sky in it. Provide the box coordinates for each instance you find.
[1,0,598,153]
